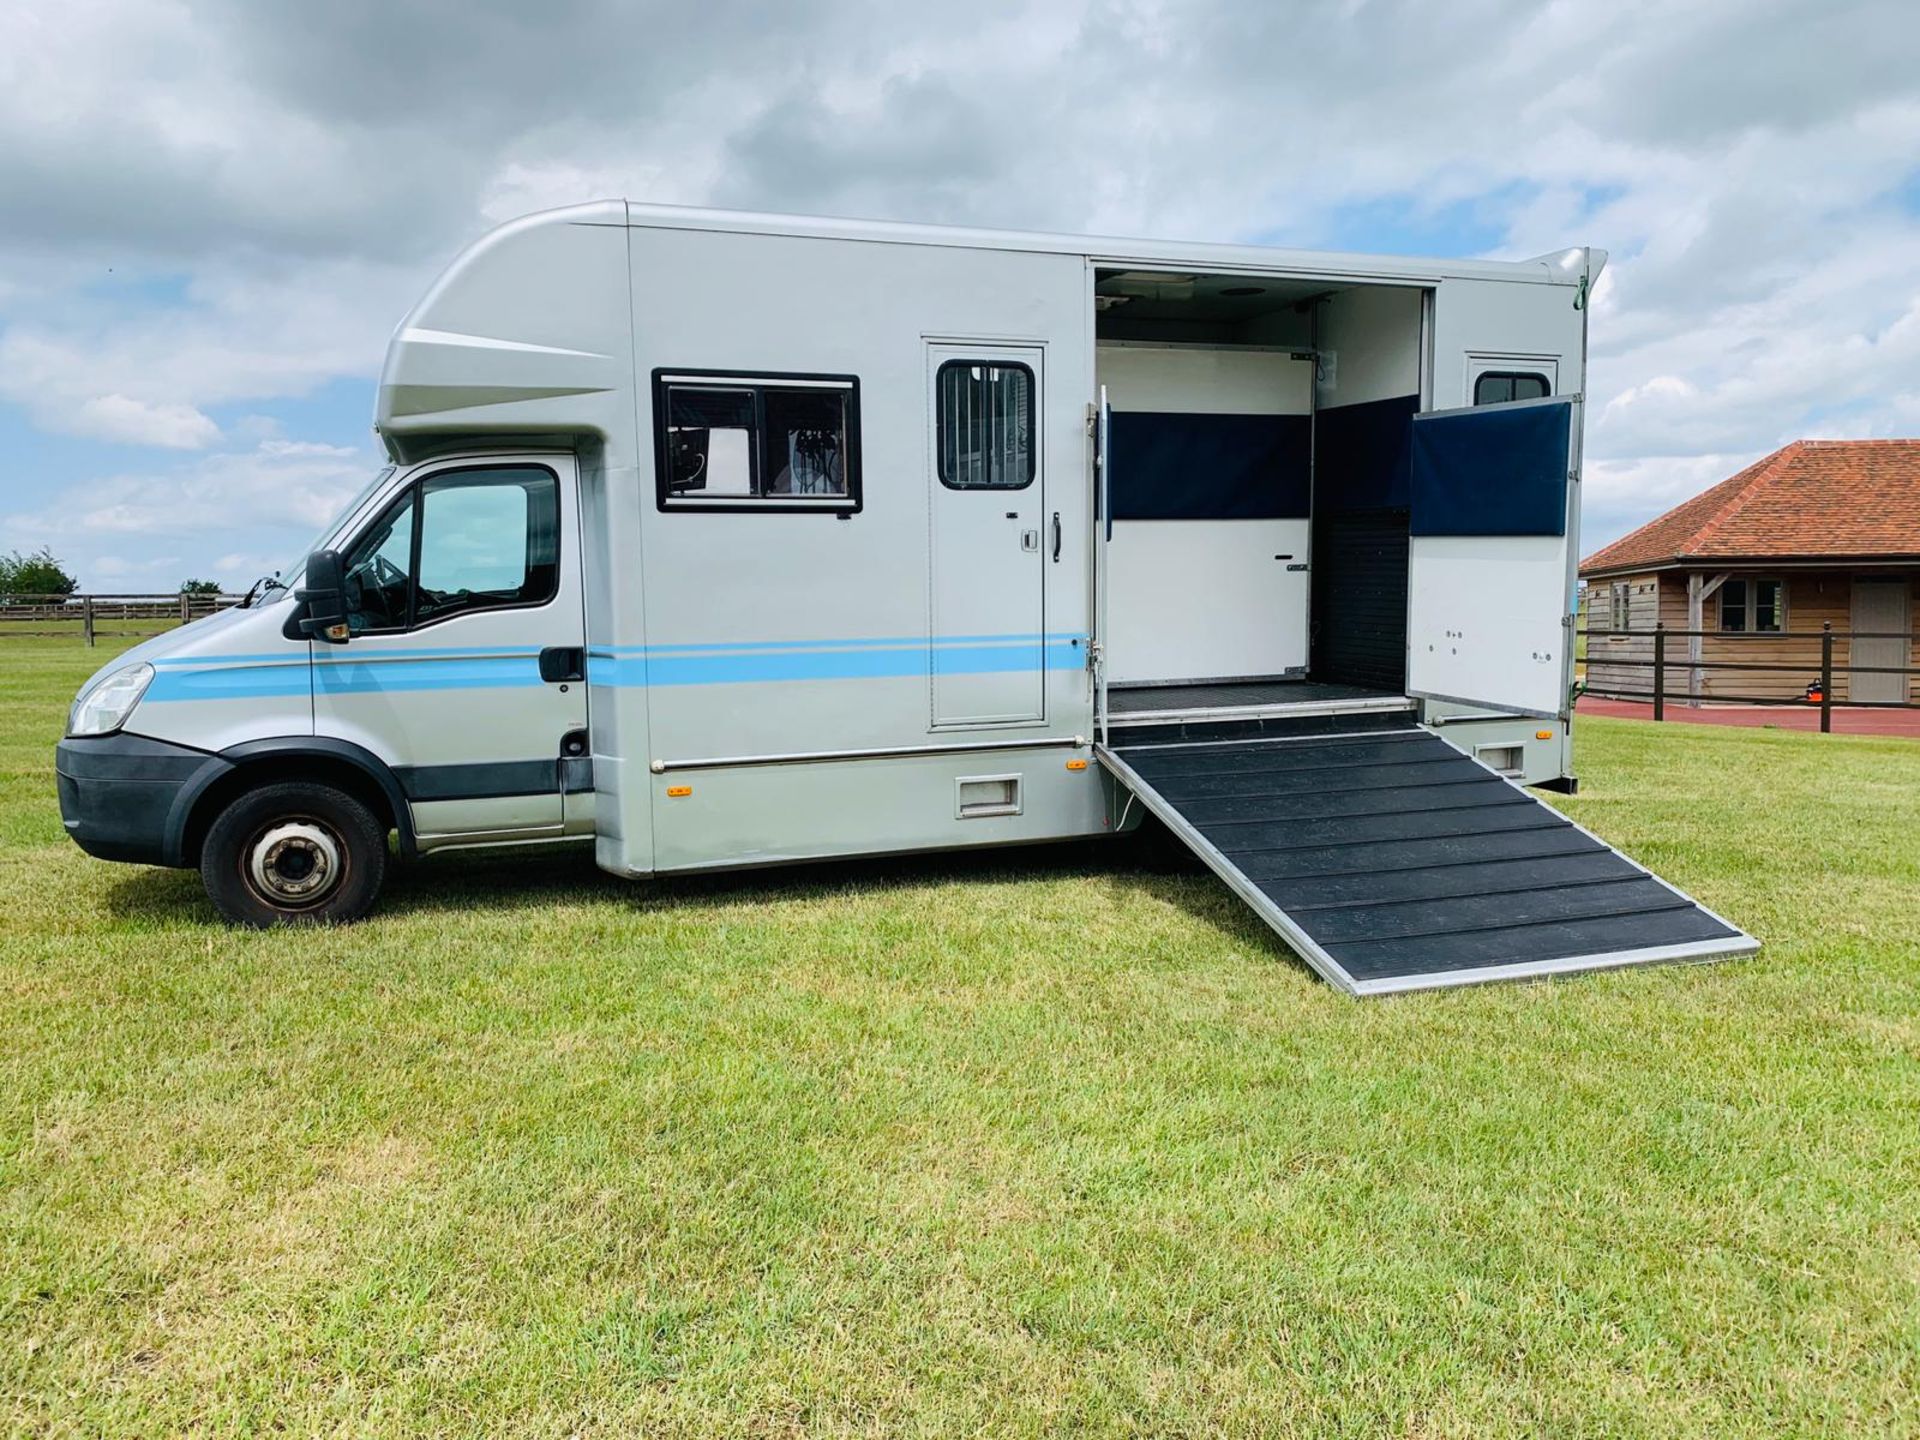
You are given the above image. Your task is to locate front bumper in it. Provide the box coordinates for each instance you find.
[55,732,223,866]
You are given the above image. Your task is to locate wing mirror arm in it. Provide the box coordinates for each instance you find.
[285,548,352,644]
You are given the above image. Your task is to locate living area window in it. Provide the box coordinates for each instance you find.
[1718,577,1785,633]
[654,370,861,513]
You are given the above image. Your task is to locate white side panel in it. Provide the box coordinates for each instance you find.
[1407,535,1566,716]
[1098,345,1311,684]
[1097,344,1310,413]
[1107,520,1310,683]
[625,228,1095,872]
[1313,286,1423,408]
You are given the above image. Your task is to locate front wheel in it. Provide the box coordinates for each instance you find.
[200,781,387,928]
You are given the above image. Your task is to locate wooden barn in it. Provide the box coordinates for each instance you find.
[1582,440,1920,705]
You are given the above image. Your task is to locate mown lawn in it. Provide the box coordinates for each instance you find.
[3,635,1918,1436]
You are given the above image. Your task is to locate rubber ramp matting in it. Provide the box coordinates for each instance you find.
[1100,727,1757,995]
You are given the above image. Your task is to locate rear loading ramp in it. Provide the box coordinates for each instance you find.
[1099,727,1757,995]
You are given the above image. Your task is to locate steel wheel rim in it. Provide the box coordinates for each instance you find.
[243,817,345,909]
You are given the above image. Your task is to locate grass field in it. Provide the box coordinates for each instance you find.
[4,636,1918,1436]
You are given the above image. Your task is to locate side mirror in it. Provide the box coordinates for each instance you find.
[293,548,351,643]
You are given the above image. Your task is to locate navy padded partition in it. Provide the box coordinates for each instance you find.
[1108,411,1311,520]
[1313,394,1417,513]
[1410,399,1572,538]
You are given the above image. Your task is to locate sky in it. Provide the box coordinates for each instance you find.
[2,0,1918,591]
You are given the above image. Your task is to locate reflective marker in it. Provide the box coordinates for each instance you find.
[666,785,692,797]
[1065,758,1089,771]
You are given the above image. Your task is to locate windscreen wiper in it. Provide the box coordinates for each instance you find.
[239,573,287,608]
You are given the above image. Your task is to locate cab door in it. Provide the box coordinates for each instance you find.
[313,455,588,842]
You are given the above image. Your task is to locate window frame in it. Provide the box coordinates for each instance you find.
[1472,370,1553,407]
[339,461,563,636]
[1607,581,1632,637]
[652,368,863,515]
[1718,575,1786,635]
[934,358,1038,492]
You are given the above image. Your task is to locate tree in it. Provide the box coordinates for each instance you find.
[0,547,79,600]
[179,578,222,596]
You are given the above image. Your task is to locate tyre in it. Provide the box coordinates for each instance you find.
[199,781,388,928]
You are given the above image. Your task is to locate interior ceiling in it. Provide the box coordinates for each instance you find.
[1095,269,1338,323]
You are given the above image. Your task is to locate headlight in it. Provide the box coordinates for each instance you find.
[68,663,155,737]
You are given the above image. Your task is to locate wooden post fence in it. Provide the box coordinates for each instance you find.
[1652,622,1665,723]
[1820,622,1833,735]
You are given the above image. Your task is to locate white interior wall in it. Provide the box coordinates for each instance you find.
[1314,285,1423,408]
[1099,343,1312,685]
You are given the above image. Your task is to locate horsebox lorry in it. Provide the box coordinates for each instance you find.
[54,201,1756,995]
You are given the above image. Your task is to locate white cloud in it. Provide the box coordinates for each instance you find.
[2,436,376,589]
[1,0,1918,570]
[72,394,220,448]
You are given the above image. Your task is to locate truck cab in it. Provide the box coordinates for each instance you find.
[56,449,594,924]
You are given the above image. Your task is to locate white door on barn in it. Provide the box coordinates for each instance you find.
[1850,579,1911,705]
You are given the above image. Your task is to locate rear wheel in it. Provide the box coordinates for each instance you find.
[200,781,387,928]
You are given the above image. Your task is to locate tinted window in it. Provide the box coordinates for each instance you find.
[937,361,1035,490]
[655,372,860,511]
[1719,578,1749,632]
[665,387,757,496]
[342,492,416,633]
[1473,371,1551,406]
[764,387,851,496]
[1719,576,1784,634]
[342,466,559,632]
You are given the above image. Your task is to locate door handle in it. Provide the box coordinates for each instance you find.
[1020,529,1040,553]
[539,646,585,683]
[1052,511,1062,562]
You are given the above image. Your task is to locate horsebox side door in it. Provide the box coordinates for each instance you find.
[1405,395,1578,720]
[926,344,1047,727]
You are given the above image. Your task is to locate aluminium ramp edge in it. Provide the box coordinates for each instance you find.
[1097,727,1758,996]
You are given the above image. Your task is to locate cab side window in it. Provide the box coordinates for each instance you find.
[343,466,559,632]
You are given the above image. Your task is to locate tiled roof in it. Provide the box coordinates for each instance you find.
[1582,440,1920,575]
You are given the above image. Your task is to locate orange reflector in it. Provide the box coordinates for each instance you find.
[1065,758,1089,771]
[1535,730,1554,740]
[666,785,692,797]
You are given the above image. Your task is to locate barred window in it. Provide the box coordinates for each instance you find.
[936,361,1035,490]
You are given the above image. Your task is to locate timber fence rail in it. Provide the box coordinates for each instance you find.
[1580,622,1920,734]
[0,592,243,645]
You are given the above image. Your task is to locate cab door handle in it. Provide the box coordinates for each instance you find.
[539,646,585,683]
